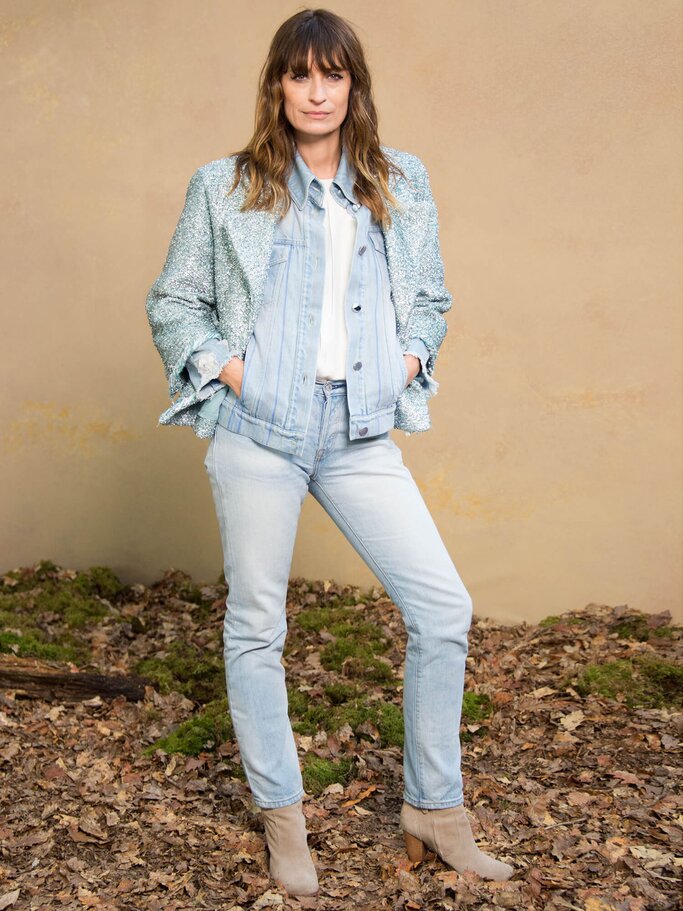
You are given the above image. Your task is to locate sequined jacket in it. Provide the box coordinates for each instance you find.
[145,144,452,440]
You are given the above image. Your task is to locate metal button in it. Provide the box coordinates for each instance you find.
[352,304,361,312]
[303,374,307,383]
[353,361,362,370]
[358,245,366,255]
[359,427,368,436]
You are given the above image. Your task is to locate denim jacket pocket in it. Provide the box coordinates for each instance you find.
[238,335,254,409]
[395,334,409,396]
[239,244,290,415]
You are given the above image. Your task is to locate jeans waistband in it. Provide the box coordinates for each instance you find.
[314,378,347,396]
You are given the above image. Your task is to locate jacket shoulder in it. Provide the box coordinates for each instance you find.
[380,144,428,175]
[193,155,238,186]
[379,144,431,197]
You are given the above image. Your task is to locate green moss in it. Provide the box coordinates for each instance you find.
[320,638,397,683]
[375,702,404,747]
[0,559,61,594]
[302,755,356,795]
[68,566,126,602]
[296,605,359,632]
[1,561,125,603]
[462,691,493,723]
[0,584,94,662]
[0,562,125,642]
[143,698,238,762]
[610,612,678,642]
[133,640,224,703]
[323,682,361,705]
[575,655,683,709]
[539,614,584,628]
[288,685,404,746]
[33,587,110,629]
[0,629,88,663]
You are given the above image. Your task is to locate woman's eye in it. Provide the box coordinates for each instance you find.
[289,72,344,81]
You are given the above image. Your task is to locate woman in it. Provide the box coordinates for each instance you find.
[146,8,514,897]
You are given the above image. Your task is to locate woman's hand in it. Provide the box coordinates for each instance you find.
[403,353,421,387]
[219,356,245,398]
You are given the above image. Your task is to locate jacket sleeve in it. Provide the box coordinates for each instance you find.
[145,167,222,398]
[403,157,452,394]
[185,337,242,400]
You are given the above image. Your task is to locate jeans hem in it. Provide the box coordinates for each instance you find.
[254,787,306,810]
[403,792,465,809]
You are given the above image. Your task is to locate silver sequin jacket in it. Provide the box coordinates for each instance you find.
[145,144,452,439]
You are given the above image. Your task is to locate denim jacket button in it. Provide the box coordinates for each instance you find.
[353,361,362,370]
[358,427,368,436]
[358,245,366,255]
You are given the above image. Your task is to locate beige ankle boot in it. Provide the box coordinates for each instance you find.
[400,801,514,881]
[260,799,319,896]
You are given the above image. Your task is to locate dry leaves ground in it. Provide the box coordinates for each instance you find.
[0,561,681,911]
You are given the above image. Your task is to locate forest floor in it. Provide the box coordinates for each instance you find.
[0,560,681,911]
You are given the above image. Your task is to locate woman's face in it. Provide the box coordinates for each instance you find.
[280,51,351,144]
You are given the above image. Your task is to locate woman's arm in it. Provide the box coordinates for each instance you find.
[145,167,222,398]
[402,157,453,395]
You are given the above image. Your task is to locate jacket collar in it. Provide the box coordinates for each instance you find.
[288,142,358,210]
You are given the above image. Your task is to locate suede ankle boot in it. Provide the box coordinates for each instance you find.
[400,801,514,881]
[260,799,319,896]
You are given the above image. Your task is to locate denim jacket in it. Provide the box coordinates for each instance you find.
[145,143,452,441]
[183,146,433,455]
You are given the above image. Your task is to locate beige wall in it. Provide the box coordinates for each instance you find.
[1,1,681,624]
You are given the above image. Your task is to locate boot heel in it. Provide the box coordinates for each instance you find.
[403,829,427,862]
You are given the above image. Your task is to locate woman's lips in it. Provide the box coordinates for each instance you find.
[305,112,329,117]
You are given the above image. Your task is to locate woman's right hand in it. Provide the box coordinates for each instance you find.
[219,356,245,398]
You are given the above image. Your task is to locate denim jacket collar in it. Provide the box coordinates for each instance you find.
[288,142,358,210]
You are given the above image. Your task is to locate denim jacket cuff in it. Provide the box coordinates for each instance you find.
[185,338,241,401]
[403,337,439,396]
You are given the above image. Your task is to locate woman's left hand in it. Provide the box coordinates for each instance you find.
[403,354,421,387]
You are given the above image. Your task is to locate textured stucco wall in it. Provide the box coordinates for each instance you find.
[1,0,681,624]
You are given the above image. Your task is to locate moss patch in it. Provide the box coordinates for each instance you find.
[0,628,88,663]
[462,691,493,723]
[288,685,404,747]
[539,613,585,628]
[133,640,224,704]
[0,560,129,661]
[609,612,678,642]
[143,698,239,767]
[302,755,356,795]
[575,655,683,709]
[294,600,398,684]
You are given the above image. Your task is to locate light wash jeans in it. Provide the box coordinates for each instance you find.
[204,379,473,809]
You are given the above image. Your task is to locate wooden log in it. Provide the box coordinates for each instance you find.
[0,655,152,702]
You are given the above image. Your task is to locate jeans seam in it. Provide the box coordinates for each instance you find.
[403,794,464,809]
[309,478,425,803]
[256,786,305,810]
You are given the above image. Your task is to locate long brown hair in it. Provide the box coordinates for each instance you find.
[227,8,408,227]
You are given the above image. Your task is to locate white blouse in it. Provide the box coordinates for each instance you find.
[315,176,357,381]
